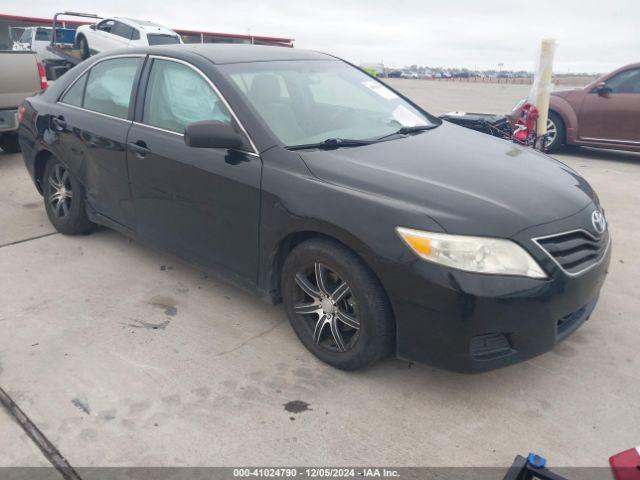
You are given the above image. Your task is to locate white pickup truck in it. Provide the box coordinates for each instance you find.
[12,27,65,62]
[0,51,46,153]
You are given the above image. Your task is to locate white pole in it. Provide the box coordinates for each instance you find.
[529,39,556,137]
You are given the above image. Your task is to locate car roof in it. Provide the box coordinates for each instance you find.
[112,17,177,33]
[138,43,334,64]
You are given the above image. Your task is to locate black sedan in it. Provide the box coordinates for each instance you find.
[18,45,611,372]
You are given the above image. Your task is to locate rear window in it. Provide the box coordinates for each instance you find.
[35,28,52,41]
[147,34,180,45]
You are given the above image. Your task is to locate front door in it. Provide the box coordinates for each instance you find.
[578,68,640,144]
[127,57,262,283]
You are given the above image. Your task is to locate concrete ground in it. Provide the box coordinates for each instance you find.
[1,80,639,471]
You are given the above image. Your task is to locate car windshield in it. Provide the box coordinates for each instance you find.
[147,34,180,45]
[221,60,438,147]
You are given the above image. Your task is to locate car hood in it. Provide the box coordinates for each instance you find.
[298,122,596,238]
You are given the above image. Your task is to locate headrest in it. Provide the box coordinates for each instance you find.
[250,74,282,103]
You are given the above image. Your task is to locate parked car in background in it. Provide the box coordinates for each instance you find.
[12,25,78,80]
[12,27,58,61]
[75,18,182,59]
[509,62,640,152]
[0,51,46,153]
[400,71,419,79]
[18,45,610,372]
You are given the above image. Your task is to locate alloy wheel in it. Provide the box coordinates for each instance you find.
[293,263,360,353]
[47,163,73,219]
[546,118,557,146]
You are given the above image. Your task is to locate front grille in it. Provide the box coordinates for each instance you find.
[535,229,609,275]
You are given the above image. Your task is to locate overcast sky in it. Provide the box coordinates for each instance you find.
[6,0,639,72]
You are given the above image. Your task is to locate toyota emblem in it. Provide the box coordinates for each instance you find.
[591,210,607,235]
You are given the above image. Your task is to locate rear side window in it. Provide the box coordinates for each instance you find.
[143,59,231,133]
[60,73,88,107]
[147,34,180,45]
[83,57,140,119]
[131,29,140,40]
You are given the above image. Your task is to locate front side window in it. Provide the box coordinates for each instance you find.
[605,69,640,94]
[143,59,231,133]
[222,60,435,147]
[83,57,140,119]
[97,20,114,33]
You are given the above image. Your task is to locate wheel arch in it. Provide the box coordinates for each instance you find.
[548,96,577,144]
[267,227,388,307]
[33,148,53,194]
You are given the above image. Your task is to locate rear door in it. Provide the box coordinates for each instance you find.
[577,68,640,144]
[55,55,143,228]
[127,56,262,282]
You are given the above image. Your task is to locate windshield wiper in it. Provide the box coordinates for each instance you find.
[374,124,438,142]
[287,138,374,151]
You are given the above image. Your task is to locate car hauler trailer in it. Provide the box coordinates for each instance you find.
[42,12,100,79]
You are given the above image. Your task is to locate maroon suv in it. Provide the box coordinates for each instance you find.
[509,63,640,153]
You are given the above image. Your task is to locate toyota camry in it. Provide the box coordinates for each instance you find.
[17,44,611,372]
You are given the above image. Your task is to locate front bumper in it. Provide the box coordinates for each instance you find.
[379,216,611,373]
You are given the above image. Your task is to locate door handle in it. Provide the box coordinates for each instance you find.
[52,115,66,131]
[128,140,150,158]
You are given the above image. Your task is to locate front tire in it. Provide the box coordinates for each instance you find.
[545,111,565,153]
[282,238,394,370]
[43,156,94,235]
[77,36,90,60]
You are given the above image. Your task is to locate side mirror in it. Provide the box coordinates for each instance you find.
[595,82,612,97]
[184,120,244,149]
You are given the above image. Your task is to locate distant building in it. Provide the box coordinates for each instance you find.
[0,12,294,50]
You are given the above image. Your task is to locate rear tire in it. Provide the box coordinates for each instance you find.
[545,111,565,153]
[282,238,394,370]
[77,36,90,60]
[0,133,21,154]
[43,156,94,235]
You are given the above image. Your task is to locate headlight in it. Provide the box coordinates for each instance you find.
[512,98,526,111]
[396,227,547,279]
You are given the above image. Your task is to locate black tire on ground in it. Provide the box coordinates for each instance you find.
[0,133,21,154]
[77,36,90,60]
[43,155,94,235]
[545,111,565,153]
[282,238,395,370]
